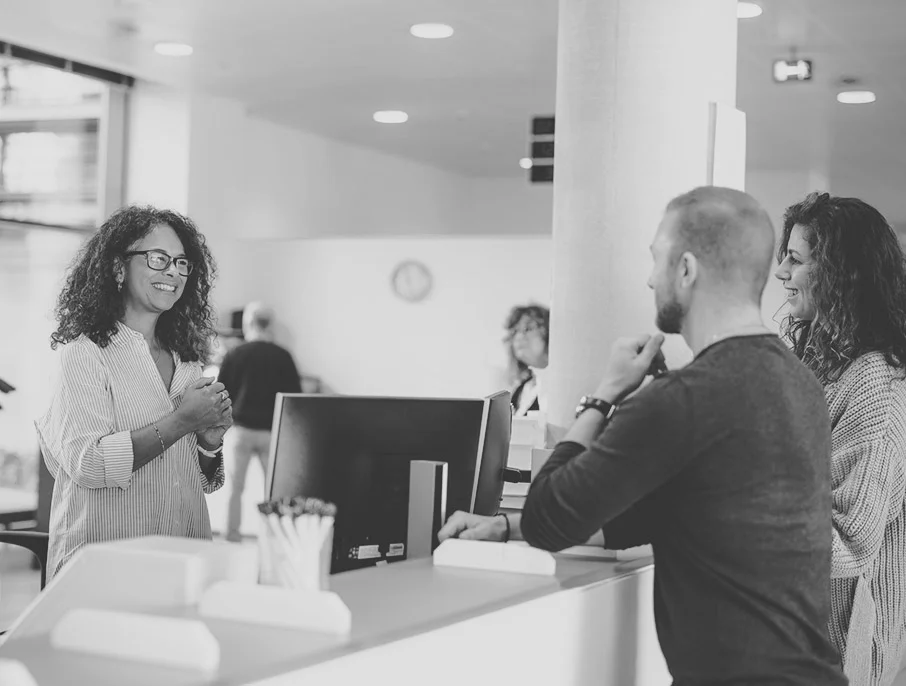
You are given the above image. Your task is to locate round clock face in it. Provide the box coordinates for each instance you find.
[391,260,433,302]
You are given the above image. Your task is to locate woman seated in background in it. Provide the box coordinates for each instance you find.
[504,303,550,416]
[775,192,906,686]
[36,206,232,580]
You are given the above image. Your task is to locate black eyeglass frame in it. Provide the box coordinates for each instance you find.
[124,250,195,276]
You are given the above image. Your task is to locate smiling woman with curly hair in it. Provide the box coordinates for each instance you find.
[775,192,906,686]
[36,205,234,579]
[51,205,218,361]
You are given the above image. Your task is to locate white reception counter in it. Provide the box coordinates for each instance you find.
[0,538,670,686]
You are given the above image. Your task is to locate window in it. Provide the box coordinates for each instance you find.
[0,48,128,230]
[0,46,130,528]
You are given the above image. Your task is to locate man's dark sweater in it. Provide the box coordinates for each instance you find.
[522,336,846,685]
[218,340,302,430]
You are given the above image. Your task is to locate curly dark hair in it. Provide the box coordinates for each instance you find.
[50,205,218,363]
[778,192,906,384]
[503,304,550,381]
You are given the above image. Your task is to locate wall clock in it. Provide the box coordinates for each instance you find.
[391,260,433,303]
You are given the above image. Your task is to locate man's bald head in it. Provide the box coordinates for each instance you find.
[242,301,274,338]
[662,187,775,303]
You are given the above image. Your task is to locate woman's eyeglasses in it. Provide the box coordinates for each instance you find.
[510,321,543,337]
[125,250,194,276]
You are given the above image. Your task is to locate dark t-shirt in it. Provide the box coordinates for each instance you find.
[521,335,846,685]
[218,340,302,430]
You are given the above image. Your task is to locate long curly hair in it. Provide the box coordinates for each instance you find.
[778,192,906,384]
[51,205,218,363]
[503,304,550,383]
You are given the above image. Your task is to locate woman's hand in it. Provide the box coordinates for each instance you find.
[196,407,233,450]
[178,377,230,433]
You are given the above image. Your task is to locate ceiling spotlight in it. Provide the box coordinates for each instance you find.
[373,110,409,124]
[737,2,763,19]
[519,158,533,170]
[837,90,876,105]
[410,23,454,39]
[154,42,193,57]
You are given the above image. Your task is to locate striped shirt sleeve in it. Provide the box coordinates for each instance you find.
[35,340,134,490]
[199,457,225,494]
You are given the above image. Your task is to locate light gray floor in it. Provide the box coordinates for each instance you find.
[0,545,41,632]
[896,664,906,686]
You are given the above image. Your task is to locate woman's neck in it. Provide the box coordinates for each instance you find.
[121,309,161,347]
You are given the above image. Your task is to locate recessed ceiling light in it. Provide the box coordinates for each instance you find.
[410,23,454,39]
[154,42,193,57]
[837,90,876,105]
[519,158,533,170]
[737,2,763,19]
[373,110,409,124]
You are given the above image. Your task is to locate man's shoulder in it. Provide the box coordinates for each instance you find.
[228,340,291,360]
[688,336,817,388]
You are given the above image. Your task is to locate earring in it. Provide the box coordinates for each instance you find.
[116,277,124,292]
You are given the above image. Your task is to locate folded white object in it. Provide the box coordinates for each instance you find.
[199,581,352,636]
[433,539,556,576]
[563,544,653,560]
[50,608,220,673]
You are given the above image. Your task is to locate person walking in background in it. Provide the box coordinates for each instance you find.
[504,304,550,416]
[218,302,301,542]
[776,192,906,686]
[36,206,231,579]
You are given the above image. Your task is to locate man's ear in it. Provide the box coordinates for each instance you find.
[679,252,698,289]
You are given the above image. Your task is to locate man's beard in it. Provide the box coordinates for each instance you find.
[655,291,685,334]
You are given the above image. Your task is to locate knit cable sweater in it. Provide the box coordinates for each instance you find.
[826,352,906,686]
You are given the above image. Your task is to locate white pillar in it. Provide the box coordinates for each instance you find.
[545,0,740,432]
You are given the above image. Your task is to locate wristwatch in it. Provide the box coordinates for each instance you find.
[575,395,616,419]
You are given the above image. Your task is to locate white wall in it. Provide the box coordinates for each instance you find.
[224,236,553,397]
[125,84,191,212]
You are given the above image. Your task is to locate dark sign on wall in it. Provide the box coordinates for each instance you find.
[529,116,554,183]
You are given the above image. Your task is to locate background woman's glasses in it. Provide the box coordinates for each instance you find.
[510,322,543,337]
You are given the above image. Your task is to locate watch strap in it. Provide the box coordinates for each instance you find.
[575,395,615,419]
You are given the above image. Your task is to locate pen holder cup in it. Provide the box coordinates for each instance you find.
[257,515,333,592]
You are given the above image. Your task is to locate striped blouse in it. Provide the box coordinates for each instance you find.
[35,324,224,579]
[825,352,906,686]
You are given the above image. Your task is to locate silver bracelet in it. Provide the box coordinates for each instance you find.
[152,424,166,456]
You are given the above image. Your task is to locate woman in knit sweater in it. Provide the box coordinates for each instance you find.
[775,192,906,686]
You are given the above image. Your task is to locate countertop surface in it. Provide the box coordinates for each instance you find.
[1,552,652,686]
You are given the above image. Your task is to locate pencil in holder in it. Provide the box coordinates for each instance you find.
[257,496,335,592]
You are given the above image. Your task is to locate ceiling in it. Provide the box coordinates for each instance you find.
[1,0,905,219]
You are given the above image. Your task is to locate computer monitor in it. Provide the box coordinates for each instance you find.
[266,392,511,573]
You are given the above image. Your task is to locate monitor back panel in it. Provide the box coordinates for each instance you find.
[268,396,485,573]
